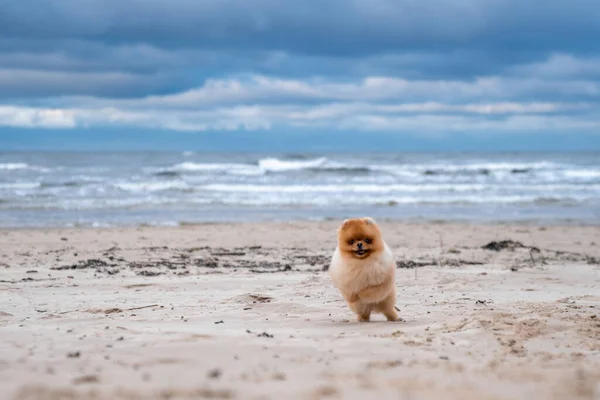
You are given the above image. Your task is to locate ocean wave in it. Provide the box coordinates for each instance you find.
[114,181,191,192]
[437,161,559,172]
[0,163,30,171]
[198,183,600,193]
[257,157,329,172]
[199,183,490,193]
[158,157,371,176]
[164,162,263,176]
[154,158,578,178]
[563,169,600,179]
[258,157,377,174]
[0,192,595,211]
[1,152,597,226]
[374,161,565,177]
[153,170,181,178]
[422,168,492,176]
[0,196,216,211]
[0,181,40,190]
[0,162,50,172]
[0,178,104,190]
[211,194,594,207]
[39,181,82,188]
[419,166,535,176]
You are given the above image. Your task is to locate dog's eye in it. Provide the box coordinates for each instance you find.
[347,239,355,245]
[365,238,373,244]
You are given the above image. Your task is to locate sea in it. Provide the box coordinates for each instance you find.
[0,152,599,227]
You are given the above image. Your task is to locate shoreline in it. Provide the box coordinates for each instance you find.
[2,215,600,231]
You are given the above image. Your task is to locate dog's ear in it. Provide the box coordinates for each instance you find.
[339,219,351,231]
[362,217,376,225]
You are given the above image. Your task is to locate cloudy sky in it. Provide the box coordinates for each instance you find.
[1,0,600,150]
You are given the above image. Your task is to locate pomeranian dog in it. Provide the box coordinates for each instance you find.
[329,217,400,322]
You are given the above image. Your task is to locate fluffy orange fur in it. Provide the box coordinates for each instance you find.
[328,217,400,322]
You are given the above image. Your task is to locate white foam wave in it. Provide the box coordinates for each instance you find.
[0,182,40,190]
[2,190,595,211]
[0,162,50,172]
[114,181,191,192]
[257,157,329,172]
[563,169,600,179]
[163,158,569,178]
[199,183,600,194]
[3,196,213,211]
[0,162,49,172]
[169,162,263,176]
[212,193,593,207]
[372,161,564,176]
[166,157,348,176]
[443,161,559,171]
[200,183,489,193]
[0,163,31,170]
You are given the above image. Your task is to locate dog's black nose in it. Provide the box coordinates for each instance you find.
[357,242,363,249]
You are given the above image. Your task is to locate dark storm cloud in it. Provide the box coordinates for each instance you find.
[0,0,598,97]
[1,0,599,55]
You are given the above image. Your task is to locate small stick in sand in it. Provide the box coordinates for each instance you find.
[126,304,159,311]
[529,250,536,267]
[59,304,159,314]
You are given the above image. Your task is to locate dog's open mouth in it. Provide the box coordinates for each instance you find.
[354,249,369,256]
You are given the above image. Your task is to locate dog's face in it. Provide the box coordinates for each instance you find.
[338,217,384,260]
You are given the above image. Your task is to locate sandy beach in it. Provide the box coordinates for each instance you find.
[1,221,599,399]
